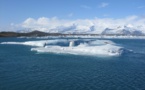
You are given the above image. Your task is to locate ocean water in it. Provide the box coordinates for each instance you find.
[0,37,145,90]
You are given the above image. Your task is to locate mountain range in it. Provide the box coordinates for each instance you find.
[0,25,145,37]
[101,25,144,35]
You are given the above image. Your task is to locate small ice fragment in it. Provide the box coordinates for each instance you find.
[69,41,75,47]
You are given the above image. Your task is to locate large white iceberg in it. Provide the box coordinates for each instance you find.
[1,39,124,56]
[31,44,123,56]
[31,39,124,56]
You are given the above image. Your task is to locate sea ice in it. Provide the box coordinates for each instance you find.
[1,39,124,56]
[0,39,68,47]
[31,39,124,56]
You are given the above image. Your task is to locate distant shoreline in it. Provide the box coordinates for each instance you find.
[0,30,145,39]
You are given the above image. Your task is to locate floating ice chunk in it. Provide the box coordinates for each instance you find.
[31,44,123,56]
[1,41,46,47]
[1,39,125,56]
[69,41,75,47]
[1,39,68,47]
[88,40,115,46]
[0,42,23,45]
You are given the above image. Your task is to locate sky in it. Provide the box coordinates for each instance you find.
[0,0,145,33]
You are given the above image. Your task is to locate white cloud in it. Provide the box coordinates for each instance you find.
[81,5,91,9]
[1,15,145,34]
[68,13,73,17]
[99,2,109,8]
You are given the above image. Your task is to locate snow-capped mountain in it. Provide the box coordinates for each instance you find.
[15,23,145,35]
[101,25,144,35]
[17,28,33,33]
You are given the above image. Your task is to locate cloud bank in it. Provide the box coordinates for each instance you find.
[99,2,109,8]
[3,15,145,34]
[80,5,91,9]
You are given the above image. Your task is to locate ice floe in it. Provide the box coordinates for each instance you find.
[1,39,124,56]
[1,39,68,47]
[31,44,123,56]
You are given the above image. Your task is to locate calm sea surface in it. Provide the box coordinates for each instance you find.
[0,38,145,90]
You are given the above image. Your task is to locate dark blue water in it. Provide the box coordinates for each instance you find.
[0,38,145,90]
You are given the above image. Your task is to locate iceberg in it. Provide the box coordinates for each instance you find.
[0,39,68,47]
[31,44,123,56]
[1,39,124,56]
[31,40,124,56]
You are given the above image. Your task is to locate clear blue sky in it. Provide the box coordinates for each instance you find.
[0,0,145,26]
